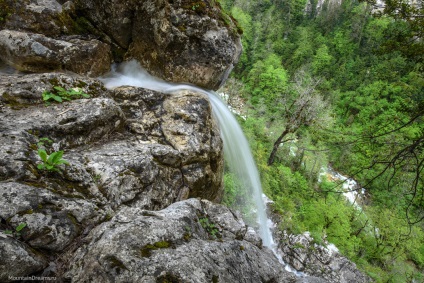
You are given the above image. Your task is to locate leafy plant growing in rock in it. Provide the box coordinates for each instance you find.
[37,149,70,172]
[42,86,90,104]
[199,217,220,239]
[4,222,27,237]
[36,137,69,172]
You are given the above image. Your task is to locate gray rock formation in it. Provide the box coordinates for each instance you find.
[0,236,47,282]
[66,198,297,283]
[0,72,224,281]
[74,0,242,89]
[266,199,370,283]
[0,30,111,76]
[1,0,241,87]
[1,0,71,37]
[280,232,370,283]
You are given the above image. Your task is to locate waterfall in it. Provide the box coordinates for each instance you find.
[101,60,274,246]
[207,94,273,246]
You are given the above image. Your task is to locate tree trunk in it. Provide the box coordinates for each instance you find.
[267,128,290,166]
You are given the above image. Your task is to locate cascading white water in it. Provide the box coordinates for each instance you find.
[207,94,273,246]
[101,60,273,247]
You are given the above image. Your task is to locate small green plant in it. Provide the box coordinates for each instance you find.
[199,217,220,239]
[35,137,70,172]
[37,149,70,172]
[4,222,27,237]
[42,86,90,104]
[37,137,53,148]
[192,4,200,10]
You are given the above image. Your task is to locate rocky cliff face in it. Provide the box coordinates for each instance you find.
[0,1,291,282]
[74,0,242,89]
[266,203,371,283]
[0,0,242,89]
[0,71,224,281]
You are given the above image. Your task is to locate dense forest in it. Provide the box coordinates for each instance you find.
[218,0,424,281]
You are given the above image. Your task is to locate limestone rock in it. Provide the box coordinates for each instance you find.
[0,237,48,282]
[0,72,226,279]
[1,0,70,37]
[0,72,223,203]
[74,0,242,89]
[280,232,370,283]
[0,72,105,106]
[0,182,107,252]
[66,199,297,283]
[0,30,111,76]
[265,200,370,283]
[108,86,224,204]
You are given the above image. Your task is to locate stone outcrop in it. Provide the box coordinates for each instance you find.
[74,0,242,89]
[1,0,69,36]
[0,72,224,281]
[0,236,47,282]
[265,200,370,283]
[66,198,297,282]
[0,0,241,87]
[280,232,370,283]
[0,0,112,77]
[0,30,111,76]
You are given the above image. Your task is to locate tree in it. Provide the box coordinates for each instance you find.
[361,0,424,64]
[267,69,331,165]
[311,44,334,75]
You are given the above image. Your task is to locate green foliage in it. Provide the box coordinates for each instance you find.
[4,222,27,237]
[37,149,70,172]
[42,86,90,104]
[311,44,334,75]
[199,217,220,239]
[220,0,424,280]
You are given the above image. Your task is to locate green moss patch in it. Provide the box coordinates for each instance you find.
[141,240,172,257]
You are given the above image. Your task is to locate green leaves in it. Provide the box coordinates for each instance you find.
[3,222,27,238]
[37,148,48,163]
[42,91,62,103]
[15,222,27,232]
[42,86,90,105]
[36,138,70,173]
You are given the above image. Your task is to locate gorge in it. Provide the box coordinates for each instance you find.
[0,0,374,282]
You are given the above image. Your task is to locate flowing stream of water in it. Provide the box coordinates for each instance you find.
[101,61,274,246]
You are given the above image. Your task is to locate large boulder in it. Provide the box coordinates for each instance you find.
[74,0,242,89]
[0,30,111,76]
[0,72,223,205]
[65,199,298,282]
